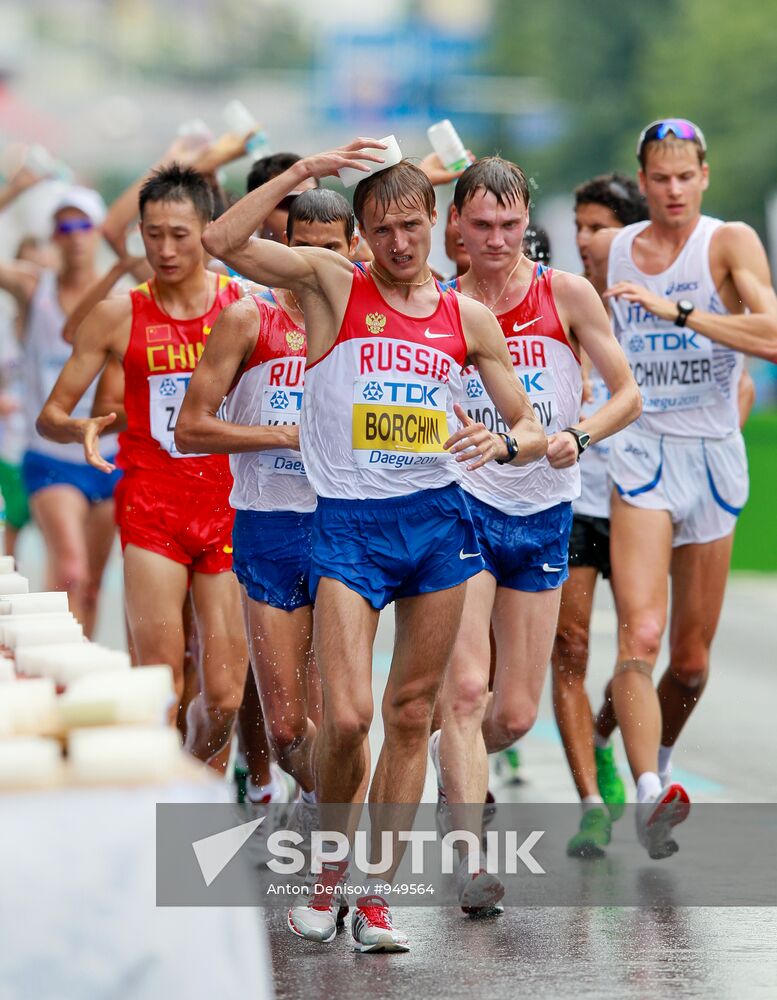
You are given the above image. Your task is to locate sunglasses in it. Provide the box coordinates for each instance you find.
[55,218,95,235]
[636,119,707,159]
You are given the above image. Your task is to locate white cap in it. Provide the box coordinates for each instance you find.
[53,186,107,227]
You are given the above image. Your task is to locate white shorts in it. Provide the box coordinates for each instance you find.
[609,426,748,546]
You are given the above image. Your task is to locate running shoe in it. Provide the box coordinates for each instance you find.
[351,895,409,953]
[287,860,350,943]
[494,745,523,785]
[595,744,626,821]
[566,806,612,859]
[455,856,505,916]
[636,783,691,860]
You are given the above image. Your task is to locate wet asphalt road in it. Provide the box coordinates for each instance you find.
[16,532,777,999]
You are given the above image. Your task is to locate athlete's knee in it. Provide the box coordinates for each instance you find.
[490,700,538,747]
[200,677,243,716]
[667,660,709,691]
[267,713,308,758]
[383,688,437,742]
[324,704,371,752]
[445,673,490,723]
[52,554,89,595]
[619,614,664,659]
[553,620,590,679]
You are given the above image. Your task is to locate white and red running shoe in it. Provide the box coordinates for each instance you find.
[455,855,505,916]
[287,860,349,943]
[636,782,691,860]
[351,895,410,953]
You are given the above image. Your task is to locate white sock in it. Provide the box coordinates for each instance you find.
[582,795,604,811]
[636,771,662,804]
[658,745,674,779]
[301,788,317,805]
[247,773,281,803]
[594,733,610,750]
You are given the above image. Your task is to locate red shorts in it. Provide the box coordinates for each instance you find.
[115,471,234,575]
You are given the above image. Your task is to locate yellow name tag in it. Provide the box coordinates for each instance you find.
[352,376,450,469]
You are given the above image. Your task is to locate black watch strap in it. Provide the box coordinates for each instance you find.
[495,433,519,465]
[563,426,590,458]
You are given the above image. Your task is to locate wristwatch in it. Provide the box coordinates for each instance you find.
[675,299,695,327]
[563,426,591,460]
[495,433,519,465]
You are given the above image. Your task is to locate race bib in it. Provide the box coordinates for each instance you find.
[625,329,716,412]
[463,367,558,432]
[256,385,306,477]
[149,373,204,458]
[352,375,450,470]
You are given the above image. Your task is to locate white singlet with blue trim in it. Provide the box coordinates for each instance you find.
[607,216,742,439]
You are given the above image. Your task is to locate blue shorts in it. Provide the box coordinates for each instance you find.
[310,482,483,611]
[232,509,314,611]
[22,450,121,504]
[466,494,573,592]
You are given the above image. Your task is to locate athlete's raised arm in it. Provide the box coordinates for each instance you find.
[604,223,777,363]
[176,296,298,455]
[548,271,641,468]
[36,295,130,472]
[201,139,386,293]
[445,295,547,470]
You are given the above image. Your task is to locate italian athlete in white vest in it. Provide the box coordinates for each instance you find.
[203,139,546,954]
[587,119,777,859]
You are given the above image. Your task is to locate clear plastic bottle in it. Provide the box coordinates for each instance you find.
[426,120,472,174]
[222,100,272,162]
[24,144,74,184]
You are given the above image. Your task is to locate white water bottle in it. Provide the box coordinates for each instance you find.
[222,100,272,162]
[426,120,472,174]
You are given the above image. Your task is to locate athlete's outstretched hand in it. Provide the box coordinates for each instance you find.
[81,413,117,474]
[546,431,579,469]
[604,281,676,323]
[300,138,388,181]
[445,403,508,471]
[418,151,474,187]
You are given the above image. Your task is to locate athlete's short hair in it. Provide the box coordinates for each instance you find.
[287,189,355,244]
[454,156,530,213]
[574,173,648,226]
[139,163,214,224]
[352,160,436,226]
[246,153,321,195]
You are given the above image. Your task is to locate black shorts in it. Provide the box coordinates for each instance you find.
[568,513,611,579]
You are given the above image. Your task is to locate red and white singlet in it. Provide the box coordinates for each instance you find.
[460,264,583,515]
[119,273,241,488]
[224,295,316,513]
[301,265,468,500]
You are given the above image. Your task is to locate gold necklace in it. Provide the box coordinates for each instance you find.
[476,254,526,312]
[285,288,303,316]
[369,262,434,289]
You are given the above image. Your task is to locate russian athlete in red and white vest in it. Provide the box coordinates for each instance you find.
[429,157,640,911]
[36,164,248,768]
[203,140,546,954]
[177,189,360,816]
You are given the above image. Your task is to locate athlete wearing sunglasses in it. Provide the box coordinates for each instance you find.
[585,119,777,860]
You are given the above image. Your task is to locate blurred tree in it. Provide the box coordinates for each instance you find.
[485,0,674,194]
[638,0,777,231]
[485,0,777,233]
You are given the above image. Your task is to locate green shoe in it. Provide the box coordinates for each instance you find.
[494,745,523,785]
[595,744,626,821]
[567,806,612,858]
[234,760,249,805]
